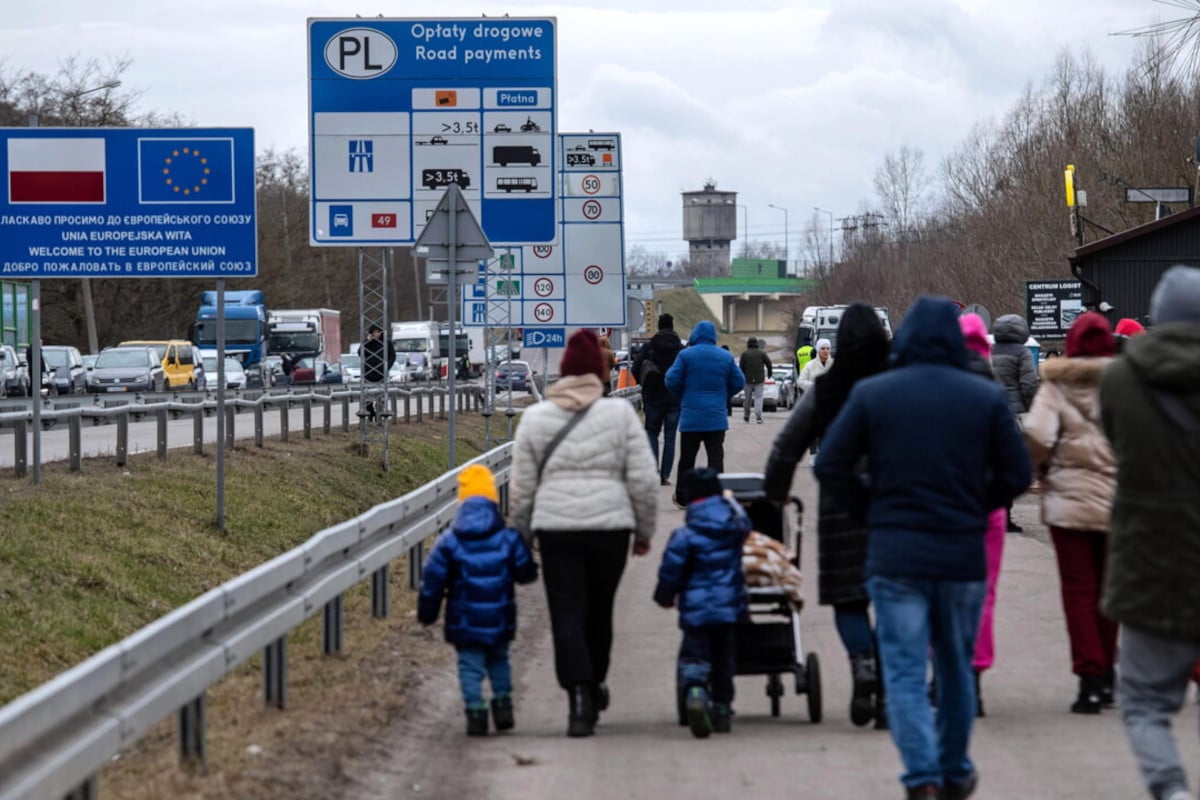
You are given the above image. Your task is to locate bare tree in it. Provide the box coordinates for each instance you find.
[873,145,931,237]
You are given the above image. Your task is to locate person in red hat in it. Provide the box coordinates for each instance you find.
[510,329,658,737]
[1022,311,1118,714]
[1114,317,1146,353]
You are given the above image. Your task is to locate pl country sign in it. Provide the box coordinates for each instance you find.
[0,127,257,279]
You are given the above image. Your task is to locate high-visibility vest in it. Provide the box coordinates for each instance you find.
[796,345,814,372]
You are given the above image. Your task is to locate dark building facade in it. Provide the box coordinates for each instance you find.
[1070,205,1200,327]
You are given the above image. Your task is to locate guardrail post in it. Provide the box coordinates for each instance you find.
[263,637,287,709]
[225,406,236,448]
[371,565,390,618]
[116,411,129,467]
[178,693,206,764]
[254,403,264,447]
[62,775,97,800]
[415,391,423,423]
[439,390,447,420]
[341,394,350,432]
[13,418,27,477]
[407,541,424,590]
[193,407,204,455]
[157,408,169,459]
[66,415,82,472]
[322,398,332,435]
[302,397,312,440]
[279,403,289,443]
[322,594,344,655]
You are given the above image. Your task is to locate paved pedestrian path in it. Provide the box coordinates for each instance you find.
[364,411,1151,799]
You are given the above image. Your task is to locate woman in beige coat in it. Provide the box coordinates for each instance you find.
[510,329,658,737]
[1022,312,1117,715]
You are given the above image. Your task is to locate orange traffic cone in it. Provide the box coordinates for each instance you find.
[616,365,632,390]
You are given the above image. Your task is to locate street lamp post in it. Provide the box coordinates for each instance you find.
[814,207,834,268]
[767,204,788,272]
[67,80,121,356]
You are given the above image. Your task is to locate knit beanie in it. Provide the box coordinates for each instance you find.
[957,313,991,358]
[1065,312,1116,358]
[678,467,723,505]
[815,338,831,351]
[1150,265,1200,325]
[1114,318,1145,337]
[658,313,674,331]
[559,329,606,380]
[457,464,498,503]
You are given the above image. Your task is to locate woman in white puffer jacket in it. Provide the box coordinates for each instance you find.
[510,329,658,738]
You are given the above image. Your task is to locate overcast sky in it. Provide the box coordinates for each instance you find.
[0,0,1165,267]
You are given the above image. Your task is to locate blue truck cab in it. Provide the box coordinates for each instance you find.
[190,290,270,388]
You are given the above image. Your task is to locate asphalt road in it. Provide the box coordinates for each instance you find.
[344,406,1149,800]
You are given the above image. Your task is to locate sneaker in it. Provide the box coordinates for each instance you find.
[1071,676,1103,715]
[491,696,514,731]
[744,416,750,423]
[757,418,763,424]
[660,477,671,486]
[849,655,878,727]
[685,687,713,739]
[711,703,732,733]
[1164,788,1196,800]
[465,707,489,736]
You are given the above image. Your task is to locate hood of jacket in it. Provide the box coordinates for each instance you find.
[891,296,968,370]
[993,314,1030,344]
[546,373,603,411]
[684,494,751,540]
[451,496,507,540]
[688,320,718,346]
[1124,323,1200,395]
[1038,356,1108,418]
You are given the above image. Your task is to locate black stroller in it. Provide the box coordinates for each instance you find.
[675,473,823,723]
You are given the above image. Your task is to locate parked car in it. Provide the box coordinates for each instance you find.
[118,339,203,390]
[200,355,246,391]
[287,357,321,385]
[41,345,86,395]
[86,346,166,394]
[772,364,797,409]
[494,360,533,393]
[265,355,285,382]
[731,372,785,413]
[0,345,29,397]
[319,362,343,385]
[340,353,361,384]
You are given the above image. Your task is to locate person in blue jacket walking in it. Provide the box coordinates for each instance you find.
[815,296,1031,800]
[418,464,539,736]
[654,468,752,738]
[665,320,744,504]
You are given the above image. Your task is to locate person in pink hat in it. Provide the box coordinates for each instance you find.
[958,313,1008,717]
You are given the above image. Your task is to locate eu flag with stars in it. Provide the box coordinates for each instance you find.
[138,138,235,203]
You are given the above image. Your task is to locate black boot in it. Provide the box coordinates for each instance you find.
[1071,675,1103,714]
[465,707,489,736]
[567,684,595,737]
[590,682,610,723]
[491,696,515,731]
[1099,671,1116,708]
[849,655,878,726]
[974,669,985,718]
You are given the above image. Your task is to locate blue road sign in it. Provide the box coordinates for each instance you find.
[523,327,565,348]
[308,17,558,247]
[0,128,257,279]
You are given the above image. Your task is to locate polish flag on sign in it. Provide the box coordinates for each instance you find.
[8,138,106,203]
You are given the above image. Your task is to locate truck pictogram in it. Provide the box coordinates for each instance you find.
[492,145,541,167]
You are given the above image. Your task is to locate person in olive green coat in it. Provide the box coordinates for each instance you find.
[1100,264,1200,800]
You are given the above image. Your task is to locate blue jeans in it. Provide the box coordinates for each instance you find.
[643,403,679,481]
[678,624,737,705]
[867,576,986,790]
[456,643,513,710]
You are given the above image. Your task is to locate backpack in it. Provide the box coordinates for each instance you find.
[639,352,663,389]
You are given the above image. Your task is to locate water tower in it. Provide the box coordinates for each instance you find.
[682,179,737,276]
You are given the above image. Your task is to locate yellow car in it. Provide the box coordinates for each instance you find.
[117,339,204,390]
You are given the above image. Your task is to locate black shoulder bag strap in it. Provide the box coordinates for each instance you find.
[537,404,591,484]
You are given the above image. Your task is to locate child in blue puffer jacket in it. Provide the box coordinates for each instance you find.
[654,468,751,738]
[418,464,538,736]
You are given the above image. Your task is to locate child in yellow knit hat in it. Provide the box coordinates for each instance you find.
[418,464,537,736]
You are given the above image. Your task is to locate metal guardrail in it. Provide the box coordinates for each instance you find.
[0,385,488,476]
[0,442,515,800]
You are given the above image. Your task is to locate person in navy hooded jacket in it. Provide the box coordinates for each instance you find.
[815,296,1031,800]
[664,320,745,503]
[419,464,538,737]
[654,468,752,738]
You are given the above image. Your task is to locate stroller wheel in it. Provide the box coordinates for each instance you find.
[767,673,784,717]
[805,652,823,723]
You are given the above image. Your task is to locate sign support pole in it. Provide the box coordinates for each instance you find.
[215,279,226,532]
[446,195,458,471]
[31,280,41,486]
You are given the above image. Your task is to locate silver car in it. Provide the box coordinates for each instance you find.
[0,345,29,397]
[86,347,166,394]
